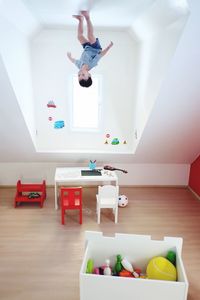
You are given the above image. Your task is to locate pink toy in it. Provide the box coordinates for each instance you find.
[94,267,100,275]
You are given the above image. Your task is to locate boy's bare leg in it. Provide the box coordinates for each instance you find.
[73,15,88,44]
[81,11,96,44]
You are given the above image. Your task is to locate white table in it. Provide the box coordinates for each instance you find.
[54,167,118,209]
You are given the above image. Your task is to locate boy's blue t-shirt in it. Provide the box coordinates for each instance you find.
[75,45,101,70]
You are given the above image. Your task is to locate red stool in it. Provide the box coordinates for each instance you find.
[61,187,82,225]
[14,180,46,208]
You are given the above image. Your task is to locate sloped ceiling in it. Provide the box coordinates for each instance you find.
[22,0,155,29]
[0,0,199,163]
[0,57,35,161]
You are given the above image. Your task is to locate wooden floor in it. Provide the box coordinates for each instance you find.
[0,186,200,300]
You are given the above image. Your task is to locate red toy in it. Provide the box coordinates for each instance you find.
[119,270,134,277]
[14,180,46,208]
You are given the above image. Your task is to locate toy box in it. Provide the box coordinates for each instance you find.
[80,231,188,300]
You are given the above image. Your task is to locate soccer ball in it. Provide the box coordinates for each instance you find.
[118,195,128,207]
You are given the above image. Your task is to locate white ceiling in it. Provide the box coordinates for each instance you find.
[0,0,199,164]
[22,0,155,28]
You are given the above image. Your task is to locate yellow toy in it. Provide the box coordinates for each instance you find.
[146,256,177,281]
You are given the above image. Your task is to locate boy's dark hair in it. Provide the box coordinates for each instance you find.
[79,77,92,88]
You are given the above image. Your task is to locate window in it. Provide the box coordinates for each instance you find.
[71,75,102,131]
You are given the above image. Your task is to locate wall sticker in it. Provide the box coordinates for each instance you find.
[54,120,65,129]
[47,100,56,108]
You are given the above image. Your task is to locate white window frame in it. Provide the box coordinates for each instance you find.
[69,74,102,132]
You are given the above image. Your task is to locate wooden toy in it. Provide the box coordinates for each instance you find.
[86,259,94,274]
[119,270,134,277]
[115,255,123,274]
[121,257,139,278]
[94,267,100,275]
[99,267,104,275]
[134,268,142,276]
[166,250,176,265]
[103,259,112,276]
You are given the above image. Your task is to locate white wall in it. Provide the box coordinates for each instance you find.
[0,0,39,36]
[31,29,138,153]
[0,162,189,186]
[0,13,36,145]
[131,0,190,147]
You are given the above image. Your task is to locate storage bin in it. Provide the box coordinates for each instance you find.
[80,231,188,300]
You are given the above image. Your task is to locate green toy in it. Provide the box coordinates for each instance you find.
[115,254,123,274]
[86,259,94,274]
[28,192,40,199]
[111,138,119,145]
[166,250,176,266]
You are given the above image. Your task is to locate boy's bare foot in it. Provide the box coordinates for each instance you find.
[72,15,83,21]
[81,10,90,19]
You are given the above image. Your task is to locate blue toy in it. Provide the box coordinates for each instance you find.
[89,160,96,170]
[54,120,65,129]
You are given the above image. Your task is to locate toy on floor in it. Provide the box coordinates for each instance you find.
[146,256,177,281]
[118,195,128,207]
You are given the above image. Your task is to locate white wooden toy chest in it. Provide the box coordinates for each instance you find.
[80,231,188,300]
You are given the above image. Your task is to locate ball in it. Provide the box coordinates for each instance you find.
[146,256,177,281]
[118,195,128,207]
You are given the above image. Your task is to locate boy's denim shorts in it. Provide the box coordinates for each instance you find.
[82,38,102,50]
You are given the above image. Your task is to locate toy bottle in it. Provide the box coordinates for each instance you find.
[103,259,112,276]
[121,257,139,278]
[115,254,123,274]
[86,259,94,274]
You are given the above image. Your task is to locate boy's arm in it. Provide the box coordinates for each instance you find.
[67,52,76,64]
[100,41,113,58]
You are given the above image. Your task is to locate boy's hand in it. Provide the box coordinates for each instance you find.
[100,42,114,57]
[67,52,72,59]
[109,41,113,48]
[67,52,76,64]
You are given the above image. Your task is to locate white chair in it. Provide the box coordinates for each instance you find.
[96,185,119,224]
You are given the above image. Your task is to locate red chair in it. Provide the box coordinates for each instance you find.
[61,187,82,225]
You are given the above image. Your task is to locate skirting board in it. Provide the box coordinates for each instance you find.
[188,186,200,201]
[0,184,188,189]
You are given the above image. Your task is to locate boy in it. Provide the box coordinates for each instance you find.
[67,10,113,88]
